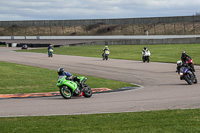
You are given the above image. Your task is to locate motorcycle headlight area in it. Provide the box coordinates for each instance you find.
[179,72,184,76]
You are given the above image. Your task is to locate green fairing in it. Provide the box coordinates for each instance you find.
[57,75,92,99]
[78,76,85,82]
[57,76,85,92]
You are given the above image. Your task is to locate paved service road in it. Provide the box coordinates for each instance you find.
[0,47,200,117]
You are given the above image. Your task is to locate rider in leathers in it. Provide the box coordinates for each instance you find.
[176,60,196,80]
[181,51,195,72]
[102,46,109,55]
[142,46,151,62]
[57,67,83,94]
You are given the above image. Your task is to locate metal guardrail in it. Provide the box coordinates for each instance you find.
[1,35,200,40]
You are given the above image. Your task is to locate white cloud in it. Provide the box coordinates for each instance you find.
[0,0,199,21]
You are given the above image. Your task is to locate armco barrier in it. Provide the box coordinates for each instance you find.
[68,37,200,46]
[1,36,200,47]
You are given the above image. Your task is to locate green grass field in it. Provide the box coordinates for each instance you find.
[0,61,136,94]
[18,44,200,65]
[0,109,200,133]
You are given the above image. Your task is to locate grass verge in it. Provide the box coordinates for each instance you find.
[0,109,200,133]
[19,44,200,65]
[0,61,136,94]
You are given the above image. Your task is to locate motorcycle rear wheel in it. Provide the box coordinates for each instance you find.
[60,86,72,99]
[83,84,92,98]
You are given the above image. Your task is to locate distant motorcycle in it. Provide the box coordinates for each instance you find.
[21,44,28,50]
[102,50,109,60]
[142,50,150,63]
[178,66,197,85]
[48,49,53,57]
[185,58,195,72]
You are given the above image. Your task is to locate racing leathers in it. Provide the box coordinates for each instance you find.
[181,53,195,72]
[61,72,83,94]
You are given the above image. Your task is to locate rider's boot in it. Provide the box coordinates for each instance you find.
[79,82,84,89]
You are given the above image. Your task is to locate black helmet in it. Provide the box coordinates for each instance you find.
[58,67,65,76]
[144,46,146,50]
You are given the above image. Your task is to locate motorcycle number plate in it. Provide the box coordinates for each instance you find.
[105,50,109,54]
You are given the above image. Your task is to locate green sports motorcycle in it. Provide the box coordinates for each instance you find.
[57,76,92,99]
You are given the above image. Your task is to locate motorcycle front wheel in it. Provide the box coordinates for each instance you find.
[142,56,145,62]
[105,55,108,60]
[184,74,193,85]
[147,56,150,63]
[103,56,105,60]
[60,86,72,99]
[83,84,92,98]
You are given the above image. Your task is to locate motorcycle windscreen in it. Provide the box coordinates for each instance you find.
[180,67,188,73]
[58,76,65,81]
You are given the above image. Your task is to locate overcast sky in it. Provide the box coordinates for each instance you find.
[0,0,199,21]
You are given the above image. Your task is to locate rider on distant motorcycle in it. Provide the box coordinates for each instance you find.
[102,46,109,54]
[176,60,196,80]
[142,47,150,55]
[176,60,189,80]
[102,46,110,60]
[48,45,53,51]
[22,44,28,49]
[176,60,187,73]
[181,51,191,63]
[142,46,151,62]
[181,51,195,72]
[57,67,83,94]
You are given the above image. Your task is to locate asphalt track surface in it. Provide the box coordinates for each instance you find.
[0,47,200,117]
